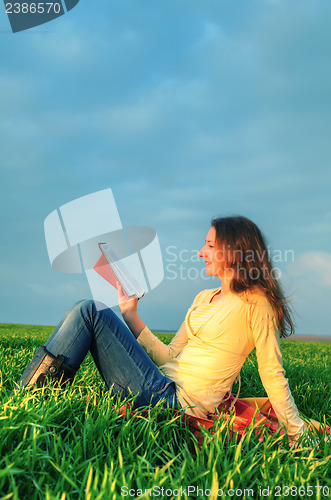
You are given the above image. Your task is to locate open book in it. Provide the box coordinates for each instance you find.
[93,242,146,299]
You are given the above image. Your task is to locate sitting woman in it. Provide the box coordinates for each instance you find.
[13,216,305,444]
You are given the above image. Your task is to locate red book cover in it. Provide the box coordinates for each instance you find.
[93,254,118,289]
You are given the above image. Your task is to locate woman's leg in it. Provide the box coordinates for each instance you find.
[43,300,180,410]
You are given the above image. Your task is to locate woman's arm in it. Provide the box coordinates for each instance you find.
[137,321,188,366]
[117,282,189,366]
[250,299,305,442]
[117,283,145,339]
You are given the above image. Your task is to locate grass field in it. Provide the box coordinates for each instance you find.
[0,323,330,500]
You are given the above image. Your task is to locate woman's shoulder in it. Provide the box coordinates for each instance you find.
[235,288,273,310]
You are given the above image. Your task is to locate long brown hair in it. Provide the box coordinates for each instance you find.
[211,215,294,338]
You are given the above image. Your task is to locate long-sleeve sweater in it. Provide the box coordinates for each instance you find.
[137,287,305,440]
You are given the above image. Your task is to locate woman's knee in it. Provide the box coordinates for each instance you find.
[66,299,92,314]
[77,299,96,314]
[78,300,111,317]
[71,300,112,324]
[63,299,97,327]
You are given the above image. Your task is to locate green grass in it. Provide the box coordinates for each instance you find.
[0,324,330,500]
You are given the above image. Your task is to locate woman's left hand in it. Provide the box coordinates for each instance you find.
[117,282,138,320]
[117,282,146,339]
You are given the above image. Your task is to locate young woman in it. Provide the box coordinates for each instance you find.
[13,216,305,443]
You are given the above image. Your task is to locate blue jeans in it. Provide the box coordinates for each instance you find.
[44,300,180,411]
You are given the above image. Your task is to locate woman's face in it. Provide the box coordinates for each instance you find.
[198,226,227,278]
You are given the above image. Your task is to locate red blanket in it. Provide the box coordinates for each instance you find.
[115,395,330,446]
[87,393,330,445]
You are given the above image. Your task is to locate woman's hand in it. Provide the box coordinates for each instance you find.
[117,282,138,320]
[117,282,146,339]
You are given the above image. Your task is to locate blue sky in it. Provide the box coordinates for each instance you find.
[0,0,330,336]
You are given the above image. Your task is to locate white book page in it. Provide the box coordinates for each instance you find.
[98,243,146,298]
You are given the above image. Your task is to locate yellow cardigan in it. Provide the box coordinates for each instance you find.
[137,287,305,440]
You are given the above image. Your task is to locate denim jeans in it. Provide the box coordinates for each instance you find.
[44,300,180,411]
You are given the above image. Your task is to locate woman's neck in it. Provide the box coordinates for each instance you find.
[210,277,232,303]
[220,269,233,295]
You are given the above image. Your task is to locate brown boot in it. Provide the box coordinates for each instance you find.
[11,346,77,395]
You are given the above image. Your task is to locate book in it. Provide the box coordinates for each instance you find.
[93,242,146,299]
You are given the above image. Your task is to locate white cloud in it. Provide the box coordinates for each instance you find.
[299,221,331,236]
[282,251,331,335]
[28,20,95,65]
[287,251,331,288]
